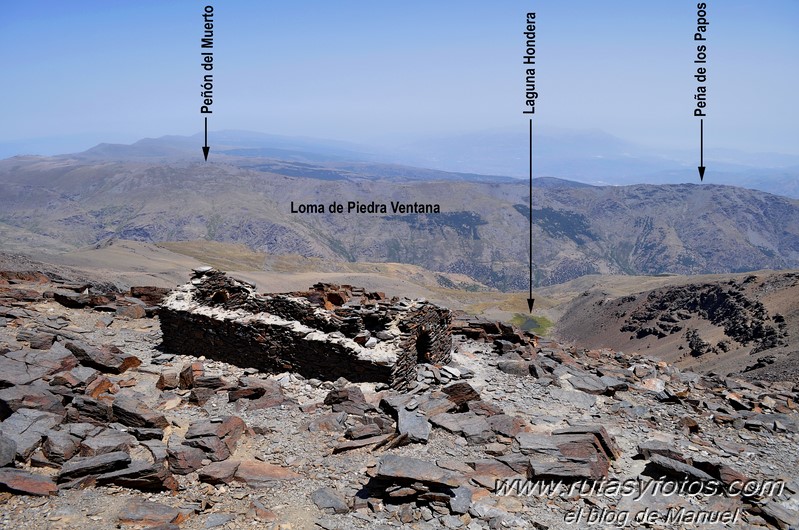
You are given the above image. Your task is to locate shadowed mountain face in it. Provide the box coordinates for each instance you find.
[1,147,798,290]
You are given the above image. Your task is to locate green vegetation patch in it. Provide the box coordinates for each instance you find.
[510,313,554,335]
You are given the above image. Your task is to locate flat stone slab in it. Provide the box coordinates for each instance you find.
[0,346,78,387]
[50,366,99,389]
[167,444,205,475]
[117,498,183,527]
[185,416,246,450]
[416,395,456,416]
[64,341,141,374]
[568,373,609,395]
[397,408,430,444]
[459,414,494,444]
[761,500,799,530]
[550,433,606,461]
[528,456,606,481]
[112,395,168,429]
[205,513,236,528]
[332,433,393,453]
[430,411,490,442]
[636,440,686,462]
[469,458,517,478]
[487,414,524,438]
[548,387,596,408]
[308,412,347,433]
[449,485,473,514]
[0,433,16,466]
[79,428,136,457]
[57,450,131,482]
[42,430,80,463]
[514,433,561,456]
[647,454,715,482]
[553,425,622,460]
[71,395,113,423]
[198,460,240,485]
[0,468,57,496]
[376,454,462,487]
[441,382,481,408]
[97,460,177,492]
[0,408,63,460]
[233,460,301,487]
[183,435,230,462]
[345,423,382,440]
[311,487,349,514]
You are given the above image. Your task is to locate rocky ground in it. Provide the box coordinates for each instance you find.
[0,270,798,529]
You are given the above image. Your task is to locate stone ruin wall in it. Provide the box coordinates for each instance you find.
[159,269,452,390]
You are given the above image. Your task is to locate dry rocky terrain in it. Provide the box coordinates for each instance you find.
[555,271,799,383]
[0,263,797,529]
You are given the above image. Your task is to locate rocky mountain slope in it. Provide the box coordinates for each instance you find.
[555,271,799,382]
[1,152,799,291]
[0,267,797,529]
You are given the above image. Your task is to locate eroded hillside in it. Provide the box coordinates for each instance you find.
[555,271,799,381]
[2,154,799,290]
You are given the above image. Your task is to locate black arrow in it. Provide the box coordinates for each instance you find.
[202,117,210,161]
[698,118,705,181]
[527,118,535,313]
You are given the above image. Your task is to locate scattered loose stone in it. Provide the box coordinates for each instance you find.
[112,395,168,429]
[0,434,17,467]
[198,460,240,485]
[233,460,301,487]
[0,267,796,530]
[0,468,57,496]
[64,341,141,374]
[377,455,462,487]
[311,487,350,514]
[57,450,132,482]
[167,444,206,475]
[117,498,184,527]
[0,408,63,460]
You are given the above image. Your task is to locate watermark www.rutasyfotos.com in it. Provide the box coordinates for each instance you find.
[495,477,786,527]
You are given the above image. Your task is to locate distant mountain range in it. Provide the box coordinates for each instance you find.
[388,128,799,199]
[1,134,798,290]
[4,128,797,198]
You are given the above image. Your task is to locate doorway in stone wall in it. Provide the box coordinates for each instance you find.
[416,330,432,363]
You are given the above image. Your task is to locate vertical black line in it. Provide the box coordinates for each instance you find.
[204,117,208,146]
[700,118,704,166]
[529,118,533,298]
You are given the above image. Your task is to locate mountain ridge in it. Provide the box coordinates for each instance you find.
[1,152,798,291]
[4,129,797,198]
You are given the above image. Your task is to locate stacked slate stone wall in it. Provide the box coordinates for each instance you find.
[395,305,452,385]
[261,297,342,333]
[159,270,453,390]
[159,309,391,383]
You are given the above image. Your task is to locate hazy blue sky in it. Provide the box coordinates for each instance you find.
[3,1,797,155]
